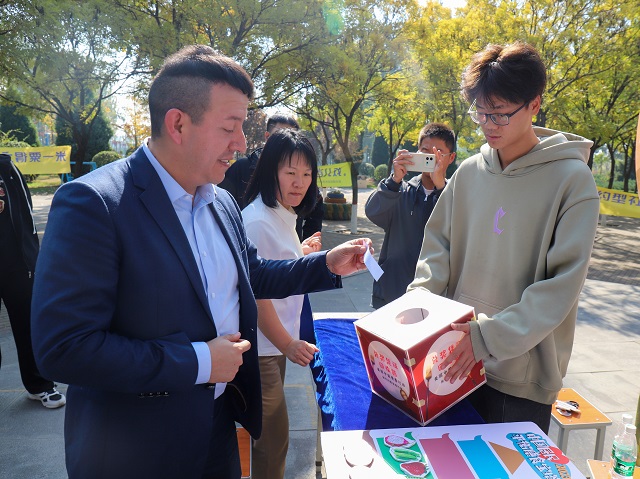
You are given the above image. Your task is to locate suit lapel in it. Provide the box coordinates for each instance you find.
[209,196,245,280]
[129,150,214,325]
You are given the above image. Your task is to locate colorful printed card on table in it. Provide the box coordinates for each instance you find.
[321,422,586,479]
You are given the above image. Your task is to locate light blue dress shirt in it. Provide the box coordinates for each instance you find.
[143,140,240,398]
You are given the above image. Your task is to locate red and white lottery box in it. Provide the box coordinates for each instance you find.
[354,288,486,425]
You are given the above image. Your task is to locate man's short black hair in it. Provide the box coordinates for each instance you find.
[418,123,456,153]
[244,129,318,217]
[149,45,254,137]
[266,115,300,133]
[461,41,547,109]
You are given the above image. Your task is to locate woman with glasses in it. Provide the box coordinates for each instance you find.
[408,41,600,434]
[241,129,322,479]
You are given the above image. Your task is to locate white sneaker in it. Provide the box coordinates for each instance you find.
[27,387,66,409]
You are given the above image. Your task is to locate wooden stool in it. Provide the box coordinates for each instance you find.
[551,388,612,460]
[587,459,640,478]
[237,426,252,478]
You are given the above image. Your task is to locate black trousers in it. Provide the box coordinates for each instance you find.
[0,267,54,394]
[202,391,242,478]
[468,384,552,434]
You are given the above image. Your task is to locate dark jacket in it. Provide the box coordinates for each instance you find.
[0,153,39,273]
[218,149,260,210]
[365,174,444,308]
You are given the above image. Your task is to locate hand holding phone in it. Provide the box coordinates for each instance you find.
[406,153,436,173]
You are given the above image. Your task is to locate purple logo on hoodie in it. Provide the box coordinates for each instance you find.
[493,207,506,235]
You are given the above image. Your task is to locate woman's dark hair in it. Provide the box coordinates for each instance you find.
[244,129,318,217]
[461,41,546,109]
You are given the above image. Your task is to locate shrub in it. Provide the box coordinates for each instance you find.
[0,133,29,148]
[93,150,121,168]
[359,162,375,177]
[374,164,388,182]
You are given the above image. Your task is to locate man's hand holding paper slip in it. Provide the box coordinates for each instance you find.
[364,248,384,281]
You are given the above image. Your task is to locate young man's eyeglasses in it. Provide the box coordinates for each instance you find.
[467,99,527,126]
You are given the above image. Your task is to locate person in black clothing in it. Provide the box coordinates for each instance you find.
[0,154,65,408]
[218,114,324,241]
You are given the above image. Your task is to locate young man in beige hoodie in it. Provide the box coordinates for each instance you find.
[409,42,600,433]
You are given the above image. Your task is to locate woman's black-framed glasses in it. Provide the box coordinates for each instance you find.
[467,99,527,126]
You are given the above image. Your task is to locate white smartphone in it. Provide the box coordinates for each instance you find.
[406,152,436,173]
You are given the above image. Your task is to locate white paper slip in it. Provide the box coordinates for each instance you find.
[364,248,384,281]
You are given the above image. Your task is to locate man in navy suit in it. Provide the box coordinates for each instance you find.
[31,45,371,479]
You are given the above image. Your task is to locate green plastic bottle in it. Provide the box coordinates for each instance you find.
[611,424,638,478]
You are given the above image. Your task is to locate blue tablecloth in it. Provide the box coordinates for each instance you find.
[310,317,484,431]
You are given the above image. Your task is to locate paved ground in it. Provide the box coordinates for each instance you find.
[1,189,639,478]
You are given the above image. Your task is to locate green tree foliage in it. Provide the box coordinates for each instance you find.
[0,0,139,177]
[0,130,30,148]
[2,0,638,191]
[56,110,113,165]
[407,0,639,189]
[242,109,269,152]
[117,95,151,152]
[0,88,39,146]
[370,135,390,167]
[367,73,427,166]
[296,100,337,165]
[295,0,413,213]
[518,0,639,176]
[112,0,330,109]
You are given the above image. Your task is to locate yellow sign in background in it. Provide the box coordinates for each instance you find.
[1,146,71,174]
[318,161,352,188]
[597,186,640,219]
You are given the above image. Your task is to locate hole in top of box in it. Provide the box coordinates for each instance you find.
[395,308,429,325]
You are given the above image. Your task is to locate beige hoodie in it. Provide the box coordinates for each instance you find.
[409,127,600,404]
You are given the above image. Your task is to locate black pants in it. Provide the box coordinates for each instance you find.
[468,384,552,434]
[0,267,54,394]
[202,391,242,478]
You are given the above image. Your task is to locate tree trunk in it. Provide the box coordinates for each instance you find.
[607,143,616,189]
[73,125,90,178]
[349,157,359,234]
[387,119,394,170]
[631,141,638,195]
[622,141,632,192]
[536,107,547,128]
[587,139,600,170]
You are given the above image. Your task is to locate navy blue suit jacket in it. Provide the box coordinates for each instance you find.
[31,148,340,478]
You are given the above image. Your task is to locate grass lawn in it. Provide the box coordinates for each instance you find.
[28,174,61,195]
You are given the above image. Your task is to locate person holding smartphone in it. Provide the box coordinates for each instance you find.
[365,123,456,308]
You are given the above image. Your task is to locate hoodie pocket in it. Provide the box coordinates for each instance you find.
[483,353,531,385]
[457,293,503,318]
[457,293,531,384]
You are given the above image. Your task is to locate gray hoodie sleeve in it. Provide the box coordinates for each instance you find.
[364,175,403,230]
